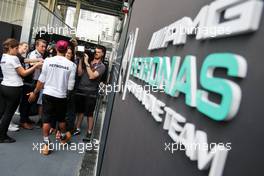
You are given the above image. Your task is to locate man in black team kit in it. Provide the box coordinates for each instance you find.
[28,40,76,155]
[73,45,106,142]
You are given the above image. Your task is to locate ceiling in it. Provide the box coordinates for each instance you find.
[41,0,132,17]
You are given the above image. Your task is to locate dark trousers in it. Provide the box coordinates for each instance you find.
[66,90,76,131]
[50,118,57,129]
[49,91,76,131]
[19,84,34,123]
[0,85,22,138]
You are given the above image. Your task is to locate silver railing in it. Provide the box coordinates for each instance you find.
[0,0,73,44]
[32,2,73,40]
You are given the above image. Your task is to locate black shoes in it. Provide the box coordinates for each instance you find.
[0,135,16,143]
[83,132,92,142]
[72,129,81,136]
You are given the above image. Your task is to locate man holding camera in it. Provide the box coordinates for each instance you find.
[73,46,106,142]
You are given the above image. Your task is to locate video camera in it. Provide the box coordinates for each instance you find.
[76,45,85,58]
[76,46,96,65]
[76,46,95,59]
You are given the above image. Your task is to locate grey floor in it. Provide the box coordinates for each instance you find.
[0,115,86,176]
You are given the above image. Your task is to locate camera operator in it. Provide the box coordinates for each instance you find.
[73,45,106,142]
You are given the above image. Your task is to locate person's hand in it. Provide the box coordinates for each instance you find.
[34,61,43,69]
[84,53,89,66]
[26,58,43,64]
[27,92,37,103]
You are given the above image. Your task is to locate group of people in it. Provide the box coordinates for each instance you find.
[0,38,106,155]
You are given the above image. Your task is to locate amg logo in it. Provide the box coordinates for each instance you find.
[148,0,263,50]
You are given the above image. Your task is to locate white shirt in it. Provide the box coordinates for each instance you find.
[38,56,76,98]
[0,54,23,87]
[28,49,43,80]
